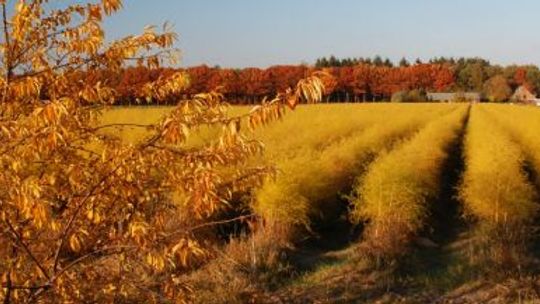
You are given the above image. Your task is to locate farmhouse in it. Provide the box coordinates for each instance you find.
[511,85,540,106]
[427,92,481,102]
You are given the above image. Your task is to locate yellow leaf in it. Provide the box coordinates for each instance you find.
[69,235,81,252]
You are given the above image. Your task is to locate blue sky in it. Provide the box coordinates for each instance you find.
[102,0,540,68]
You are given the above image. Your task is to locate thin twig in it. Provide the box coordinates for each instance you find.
[163,214,257,240]
[4,220,50,281]
[30,245,135,301]
[3,270,11,304]
[92,123,152,131]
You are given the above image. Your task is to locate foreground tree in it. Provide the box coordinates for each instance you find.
[0,1,323,302]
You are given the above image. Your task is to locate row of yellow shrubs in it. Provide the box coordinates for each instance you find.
[350,105,468,261]
[184,104,463,295]
[253,104,459,240]
[255,104,414,160]
[484,104,540,188]
[459,105,538,267]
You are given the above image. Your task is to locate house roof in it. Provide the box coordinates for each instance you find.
[511,85,536,101]
[427,92,481,100]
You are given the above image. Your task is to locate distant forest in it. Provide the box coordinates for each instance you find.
[89,56,540,104]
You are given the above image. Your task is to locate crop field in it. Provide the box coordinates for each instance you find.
[6,1,540,303]
[97,103,540,303]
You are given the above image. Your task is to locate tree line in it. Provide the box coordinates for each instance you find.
[317,56,540,102]
[90,56,540,105]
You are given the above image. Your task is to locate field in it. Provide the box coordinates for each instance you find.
[6,1,540,303]
[97,103,540,303]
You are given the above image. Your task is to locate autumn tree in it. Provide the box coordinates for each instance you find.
[484,75,512,102]
[514,67,528,87]
[318,67,337,100]
[432,65,455,91]
[399,57,410,67]
[0,1,324,303]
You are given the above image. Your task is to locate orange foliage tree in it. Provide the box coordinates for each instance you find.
[96,63,455,104]
[0,1,324,302]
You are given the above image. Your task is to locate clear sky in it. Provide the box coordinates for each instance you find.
[103,0,540,68]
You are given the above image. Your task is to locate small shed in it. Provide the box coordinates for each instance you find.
[427,92,481,102]
[511,86,538,104]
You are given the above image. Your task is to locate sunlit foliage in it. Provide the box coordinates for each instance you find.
[255,104,456,241]
[351,106,468,261]
[0,1,323,302]
[459,106,537,267]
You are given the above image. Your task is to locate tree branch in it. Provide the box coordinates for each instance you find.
[4,220,50,281]
[3,270,11,304]
[163,214,257,240]
[30,245,135,301]
[92,123,152,131]
[2,3,11,82]
[2,2,11,104]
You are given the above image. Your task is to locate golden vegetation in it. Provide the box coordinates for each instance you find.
[254,104,456,229]
[459,105,538,267]
[350,105,468,261]
[3,1,540,302]
[0,1,324,302]
[484,104,540,187]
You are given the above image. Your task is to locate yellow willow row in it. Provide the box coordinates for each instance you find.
[351,105,468,260]
[101,104,412,156]
[483,104,540,187]
[253,104,458,236]
[460,106,537,226]
[256,103,451,160]
[458,106,538,266]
